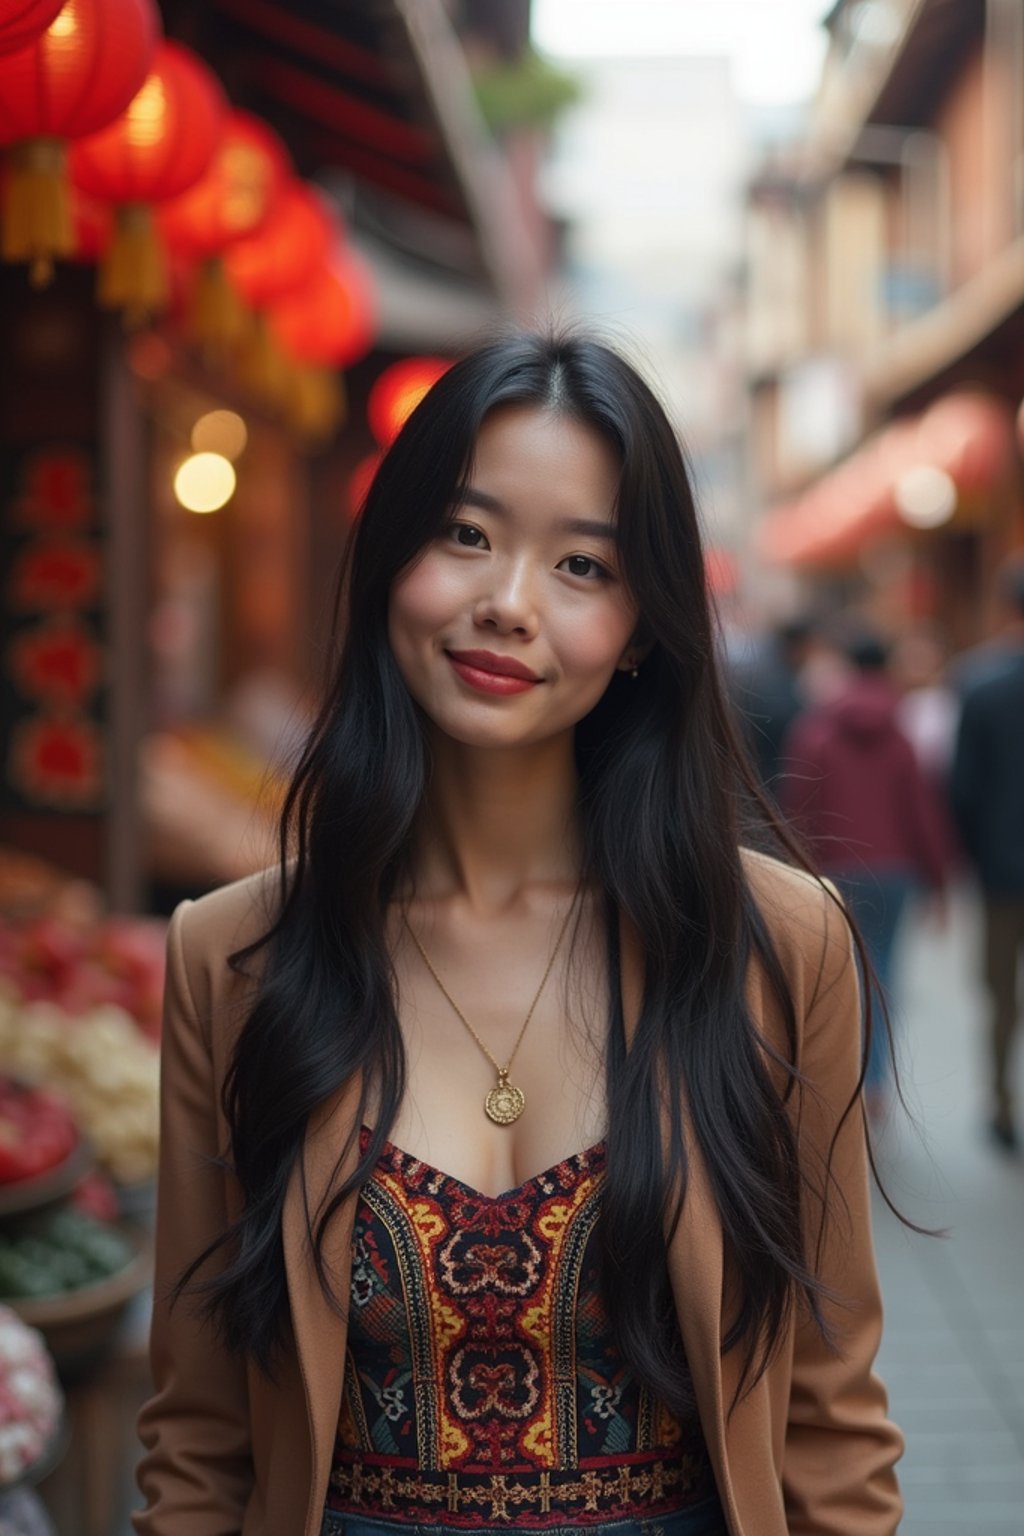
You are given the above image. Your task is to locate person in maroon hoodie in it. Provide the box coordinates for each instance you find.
[779,628,951,1117]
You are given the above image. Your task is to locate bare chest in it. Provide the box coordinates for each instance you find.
[366,913,610,1199]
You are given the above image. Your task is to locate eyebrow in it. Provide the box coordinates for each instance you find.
[456,486,618,541]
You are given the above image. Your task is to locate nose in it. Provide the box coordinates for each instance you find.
[472,556,540,639]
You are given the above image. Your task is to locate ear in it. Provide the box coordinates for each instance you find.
[615,633,656,673]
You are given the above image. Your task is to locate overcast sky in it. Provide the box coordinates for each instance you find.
[532,0,833,105]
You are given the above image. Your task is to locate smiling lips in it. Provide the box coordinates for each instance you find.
[445,649,542,695]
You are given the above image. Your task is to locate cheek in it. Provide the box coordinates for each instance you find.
[388,552,456,643]
[550,598,636,678]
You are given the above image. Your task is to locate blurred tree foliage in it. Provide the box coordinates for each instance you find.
[472,48,583,135]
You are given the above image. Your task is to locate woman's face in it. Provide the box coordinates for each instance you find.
[387,404,641,752]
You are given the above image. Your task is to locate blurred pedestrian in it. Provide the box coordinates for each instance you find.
[727,615,816,793]
[949,550,1024,697]
[950,634,1024,1151]
[780,628,951,1118]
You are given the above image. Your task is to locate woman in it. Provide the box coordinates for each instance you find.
[134,333,903,1536]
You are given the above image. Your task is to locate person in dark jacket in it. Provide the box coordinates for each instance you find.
[949,551,1024,698]
[727,616,817,794]
[780,629,951,1117]
[950,648,1024,1150]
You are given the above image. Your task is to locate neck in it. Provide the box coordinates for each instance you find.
[408,729,583,912]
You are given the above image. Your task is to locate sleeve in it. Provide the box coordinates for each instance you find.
[782,890,904,1535]
[133,900,254,1536]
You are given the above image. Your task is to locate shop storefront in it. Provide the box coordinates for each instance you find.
[0,2,545,1528]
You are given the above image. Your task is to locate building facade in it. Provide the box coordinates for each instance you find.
[746,0,1024,643]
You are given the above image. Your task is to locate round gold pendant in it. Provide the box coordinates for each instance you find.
[485,1074,525,1125]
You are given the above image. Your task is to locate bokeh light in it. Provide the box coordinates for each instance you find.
[190,409,248,461]
[173,451,236,513]
[894,465,957,530]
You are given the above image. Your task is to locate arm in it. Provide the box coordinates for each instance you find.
[133,901,254,1536]
[782,890,904,1534]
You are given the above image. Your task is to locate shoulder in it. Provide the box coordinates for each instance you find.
[740,847,854,1020]
[171,864,286,1024]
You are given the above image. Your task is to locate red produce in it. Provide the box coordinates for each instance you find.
[0,1078,77,1184]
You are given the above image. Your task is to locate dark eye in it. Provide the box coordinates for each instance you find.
[560,554,607,580]
[447,521,488,548]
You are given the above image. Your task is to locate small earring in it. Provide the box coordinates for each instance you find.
[630,662,639,679]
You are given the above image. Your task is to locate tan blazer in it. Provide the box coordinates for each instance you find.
[133,852,903,1536]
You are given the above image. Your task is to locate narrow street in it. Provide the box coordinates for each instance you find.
[872,887,1024,1532]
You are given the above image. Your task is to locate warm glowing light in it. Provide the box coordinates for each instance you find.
[894,465,957,529]
[221,142,271,231]
[173,452,236,513]
[190,410,248,461]
[48,9,77,38]
[125,74,167,147]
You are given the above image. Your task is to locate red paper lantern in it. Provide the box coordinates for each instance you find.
[224,180,336,309]
[71,41,225,205]
[268,247,376,369]
[0,0,65,56]
[159,109,291,260]
[0,0,160,281]
[70,39,226,314]
[0,0,157,136]
[367,357,451,447]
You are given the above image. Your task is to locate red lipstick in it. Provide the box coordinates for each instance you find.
[446,649,541,695]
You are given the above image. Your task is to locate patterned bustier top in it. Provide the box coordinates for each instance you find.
[326,1128,716,1528]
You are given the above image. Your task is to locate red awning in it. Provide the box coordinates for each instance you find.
[756,390,1017,568]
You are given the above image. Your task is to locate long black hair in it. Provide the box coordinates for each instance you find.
[177,330,877,1410]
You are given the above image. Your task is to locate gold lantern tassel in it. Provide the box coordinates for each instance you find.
[236,311,292,405]
[288,366,347,443]
[189,256,248,356]
[1,138,74,287]
[99,203,169,326]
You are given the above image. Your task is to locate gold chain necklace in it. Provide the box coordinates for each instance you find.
[402,895,577,1126]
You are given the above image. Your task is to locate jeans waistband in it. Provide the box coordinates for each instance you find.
[320,1499,728,1536]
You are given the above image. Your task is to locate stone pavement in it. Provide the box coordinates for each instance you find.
[871,886,1024,1533]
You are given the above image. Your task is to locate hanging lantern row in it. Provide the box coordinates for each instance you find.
[70,38,226,317]
[160,109,291,348]
[0,0,160,283]
[0,0,380,443]
[160,110,290,261]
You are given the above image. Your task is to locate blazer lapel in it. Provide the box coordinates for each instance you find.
[283,1069,364,1536]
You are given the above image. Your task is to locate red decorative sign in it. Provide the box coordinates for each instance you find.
[2,445,106,813]
[7,540,103,610]
[12,450,95,533]
[9,716,104,808]
[8,618,103,706]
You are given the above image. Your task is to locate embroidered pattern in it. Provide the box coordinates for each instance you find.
[327,1132,715,1526]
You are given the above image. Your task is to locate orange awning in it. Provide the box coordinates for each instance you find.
[756,390,1017,569]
